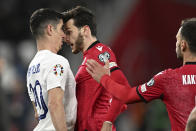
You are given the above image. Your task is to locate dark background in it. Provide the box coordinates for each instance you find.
[0,0,196,130]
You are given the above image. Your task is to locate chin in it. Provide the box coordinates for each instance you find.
[72,49,80,54]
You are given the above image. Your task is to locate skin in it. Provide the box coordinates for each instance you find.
[63,19,97,54]
[176,27,183,59]
[37,19,65,54]
[64,19,84,54]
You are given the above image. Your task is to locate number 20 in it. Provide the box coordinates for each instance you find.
[29,80,48,120]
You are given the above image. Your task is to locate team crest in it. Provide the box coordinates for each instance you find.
[53,64,64,76]
[98,52,110,63]
[146,78,154,87]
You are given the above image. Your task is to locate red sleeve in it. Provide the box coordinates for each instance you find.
[101,74,141,104]
[104,69,128,122]
[137,71,165,102]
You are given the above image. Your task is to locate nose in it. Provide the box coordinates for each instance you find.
[64,35,70,44]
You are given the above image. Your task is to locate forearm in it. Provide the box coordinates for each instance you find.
[101,75,140,104]
[49,102,67,131]
[32,101,39,121]
[48,88,67,131]
[105,97,126,122]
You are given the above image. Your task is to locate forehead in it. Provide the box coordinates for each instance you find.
[65,19,76,29]
[176,27,182,37]
[58,19,63,26]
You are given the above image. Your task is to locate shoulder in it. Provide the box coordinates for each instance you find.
[44,53,70,70]
[152,68,177,80]
[99,43,114,53]
[49,53,69,64]
[91,43,116,63]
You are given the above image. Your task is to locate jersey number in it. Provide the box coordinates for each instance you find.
[30,80,48,120]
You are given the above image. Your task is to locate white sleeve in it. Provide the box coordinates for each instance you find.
[46,58,69,91]
[26,72,35,102]
[27,84,35,102]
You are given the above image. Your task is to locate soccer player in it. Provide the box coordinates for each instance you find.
[86,18,196,131]
[62,6,128,131]
[26,8,77,131]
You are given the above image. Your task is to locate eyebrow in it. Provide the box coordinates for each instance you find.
[64,27,70,30]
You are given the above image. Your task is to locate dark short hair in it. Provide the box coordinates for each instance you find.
[181,18,196,54]
[62,6,97,37]
[30,8,64,39]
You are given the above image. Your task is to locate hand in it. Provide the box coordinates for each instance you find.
[101,121,113,131]
[86,59,110,83]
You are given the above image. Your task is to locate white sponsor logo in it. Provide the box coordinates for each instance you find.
[147,78,154,87]
[141,84,147,93]
[96,46,103,52]
[82,57,87,65]
[182,75,196,85]
[109,98,112,103]
[98,52,110,63]
[109,62,117,68]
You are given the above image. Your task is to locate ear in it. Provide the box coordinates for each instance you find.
[46,24,53,36]
[81,25,90,36]
[181,40,187,52]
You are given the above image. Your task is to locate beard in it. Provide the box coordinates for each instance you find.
[72,33,84,54]
[176,45,183,60]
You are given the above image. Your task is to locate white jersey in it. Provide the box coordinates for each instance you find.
[26,50,77,131]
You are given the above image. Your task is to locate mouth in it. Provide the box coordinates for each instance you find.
[70,43,74,48]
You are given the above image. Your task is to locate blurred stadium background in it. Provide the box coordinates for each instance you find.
[0,0,196,130]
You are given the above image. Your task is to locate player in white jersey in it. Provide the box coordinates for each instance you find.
[26,8,77,131]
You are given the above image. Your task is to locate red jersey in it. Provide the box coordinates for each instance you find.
[101,62,196,131]
[75,41,127,131]
[136,63,196,131]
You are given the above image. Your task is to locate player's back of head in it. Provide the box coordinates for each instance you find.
[181,18,196,54]
[62,6,97,37]
[30,8,64,39]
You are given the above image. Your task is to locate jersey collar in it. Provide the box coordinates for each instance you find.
[86,40,100,51]
[185,62,196,65]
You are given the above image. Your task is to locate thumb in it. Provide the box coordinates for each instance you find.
[104,60,109,69]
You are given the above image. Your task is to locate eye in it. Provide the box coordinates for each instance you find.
[65,30,71,35]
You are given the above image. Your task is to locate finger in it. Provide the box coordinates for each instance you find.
[86,59,96,67]
[86,61,95,70]
[104,60,109,69]
[87,59,98,66]
[86,67,93,76]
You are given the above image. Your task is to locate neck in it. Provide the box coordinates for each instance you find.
[183,52,196,65]
[82,36,97,53]
[37,38,57,54]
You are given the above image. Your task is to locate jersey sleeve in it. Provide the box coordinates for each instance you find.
[95,45,119,72]
[46,58,70,91]
[26,68,35,102]
[137,71,166,102]
[104,69,129,122]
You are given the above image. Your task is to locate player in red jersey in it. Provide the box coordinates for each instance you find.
[86,18,196,131]
[62,6,128,131]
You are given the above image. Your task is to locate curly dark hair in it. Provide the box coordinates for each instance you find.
[62,6,97,37]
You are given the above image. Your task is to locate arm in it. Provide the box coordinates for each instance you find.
[32,101,39,122]
[186,106,196,131]
[48,87,67,131]
[86,59,141,104]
